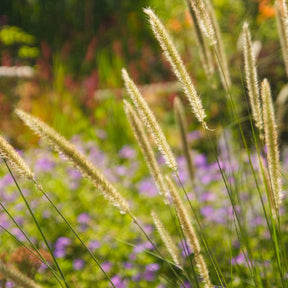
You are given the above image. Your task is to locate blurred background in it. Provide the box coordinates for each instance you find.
[0,0,283,151]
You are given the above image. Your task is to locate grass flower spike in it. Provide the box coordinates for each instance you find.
[15,109,130,214]
[151,211,181,268]
[124,101,168,198]
[143,8,209,130]
[166,176,212,287]
[0,261,42,288]
[187,0,216,45]
[261,79,282,213]
[0,135,34,180]
[122,69,178,171]
[243,22,263,132]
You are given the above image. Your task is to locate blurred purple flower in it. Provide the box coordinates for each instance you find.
[55,237,71,250]
[73,259,85,270]
[194,154,207,167]
[138,178,158,197]
[201,206,214,219]
[111,275,126,288]
[118,145,136,159]
[0,174,13,190]
[123,262,133,269]
[88,240,100,250]
[133,241,154,254]
[35,156,55,172]
[11,228,26,241]
[200,192,216,202]
[114,165,128,176]
[77,212,90,224]
[187,130,202,142]
[102,261,112,272]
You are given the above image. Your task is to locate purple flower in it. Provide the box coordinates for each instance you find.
[194,154,207,167]
[146,263,160,271]
[123,262,133,269]
[35,156,55,172]
[118,145,136,159]
[138,178,158,197]
[73,259,85,270]
[54,237,71,257]
[201,206,214,219]
[102,261,112,272]
[54,248,66,258]
[133,241,154,254]
[111,275,126,288]
[0,174,13,189]
[77,213,90,224]
[187,130,202,142]
[88,240,100,250]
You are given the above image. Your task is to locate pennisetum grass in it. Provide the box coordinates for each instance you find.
[15,108,130,215]
[143,8,209,130]
[15,108,188,287]
[151,210,182,268]
[0,136,69,288]
[275,0,288,79]
[260,79,282,216]
[166,176,212,288]
[122,68,178,171]
[124,100,168,199]
[242,22,263,133]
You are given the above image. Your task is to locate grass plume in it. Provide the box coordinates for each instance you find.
[0,135,34,180]
[151,210,182,268]
[243,22,263,132]
[15,109,130,214]
[143,8,209,130]
[166,176,212,288]
[261,79,282,214]
[122,68,178,171]
[124,100,168,199]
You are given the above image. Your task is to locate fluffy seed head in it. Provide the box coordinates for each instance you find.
[151,211,181,267]
[143,8,209,130]
[122,69,178,171]
[187,0,216,45]
[16,109,130,214]
[261,79,282,213]
[166,176,212,287]
[0,135,34,180]
[243,22,263,132]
